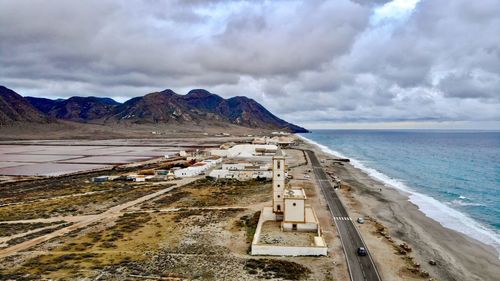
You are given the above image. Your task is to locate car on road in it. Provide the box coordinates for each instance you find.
[357,217,365,224]
[357,247,367,256]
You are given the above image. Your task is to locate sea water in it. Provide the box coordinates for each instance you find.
[299,130,500,257]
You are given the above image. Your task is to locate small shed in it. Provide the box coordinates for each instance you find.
[92,176,108,182]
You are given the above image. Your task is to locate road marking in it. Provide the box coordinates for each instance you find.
[334,216,351,221]
[306,149,381,281]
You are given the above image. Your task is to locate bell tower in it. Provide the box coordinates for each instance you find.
[272,148,286,214]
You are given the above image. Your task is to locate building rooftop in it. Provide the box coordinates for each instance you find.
[274,147,284,156]
[284,188,306,199]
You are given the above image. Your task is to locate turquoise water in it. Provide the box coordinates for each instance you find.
[299,130,500,256]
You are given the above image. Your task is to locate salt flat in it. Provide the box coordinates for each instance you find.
[0,162,110,176]
[0,143,180,176]
[60,155,151,164]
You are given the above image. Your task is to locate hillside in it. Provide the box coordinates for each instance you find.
[0,86,49,125]
[110,89,308,132]
[27,96,120,122]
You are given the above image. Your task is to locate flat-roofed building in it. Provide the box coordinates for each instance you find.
[251,148,327,256]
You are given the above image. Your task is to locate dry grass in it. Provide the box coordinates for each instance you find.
[244,258,312,280]
[4,209,249,280]
[0,175,127,205]
[0,221,65,237]
[0,183,173,221]
[4,212,182,279]
[143,178,271,209]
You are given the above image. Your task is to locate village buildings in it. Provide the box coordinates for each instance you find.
[208,161,272,180]
[173,158,221,178]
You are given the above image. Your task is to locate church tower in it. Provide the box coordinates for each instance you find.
[272,148,286,214]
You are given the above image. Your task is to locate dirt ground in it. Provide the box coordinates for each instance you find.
[259,221,316,246]
[0,144,344,280]
[0,178,173,221]
[0,120,276,141]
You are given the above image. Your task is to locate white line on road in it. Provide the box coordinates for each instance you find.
[334,217,351,221]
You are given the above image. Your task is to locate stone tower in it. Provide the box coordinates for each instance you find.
[272,148,286,214]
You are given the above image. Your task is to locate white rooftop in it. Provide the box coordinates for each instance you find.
[284,188,306,199]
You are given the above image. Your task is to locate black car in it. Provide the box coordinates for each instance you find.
[357,247,367,256]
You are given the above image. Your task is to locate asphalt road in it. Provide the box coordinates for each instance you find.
[305,150,382,281]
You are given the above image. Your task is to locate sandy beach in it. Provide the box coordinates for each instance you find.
[300,136,500,281]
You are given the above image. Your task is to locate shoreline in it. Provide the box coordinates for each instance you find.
[298,134,500,281]
[298,134,500,256]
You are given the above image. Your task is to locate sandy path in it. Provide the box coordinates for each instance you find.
[124,206,248,214]
[0,177,200,259]
[0,224,66,246]
[0,216,84,224]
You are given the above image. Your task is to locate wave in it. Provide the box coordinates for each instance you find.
[297,134,500,258]
[448,199,485,207]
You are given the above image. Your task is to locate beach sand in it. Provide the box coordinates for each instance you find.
[300,137,500,281]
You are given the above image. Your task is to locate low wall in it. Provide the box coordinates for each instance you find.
[251,207,275,245]
[251,244,327,256]
[252,207,327,256]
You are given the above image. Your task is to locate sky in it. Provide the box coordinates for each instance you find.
[1,0,499,130]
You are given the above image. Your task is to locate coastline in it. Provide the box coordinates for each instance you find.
[297,134,500,281]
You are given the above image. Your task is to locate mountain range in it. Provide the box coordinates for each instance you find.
[0,85,307,133]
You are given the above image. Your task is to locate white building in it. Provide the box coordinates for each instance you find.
[173,158,221,178]
[208,169,236,179]
[127,174,146,182]
[268,136,295,147]
[252,136,295,147]
[251,148,327,256]
[208,169,272,180]
[222,162,252,171]
[272,149,286,214]
[210,144,277,158]
[208,161,272,181]
[174,163,207,177]
[252,137,268,144]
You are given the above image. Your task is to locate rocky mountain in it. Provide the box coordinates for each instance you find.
[3,85,307,132]
[110,89,308,132]
[0,86,49,125]
[25,96,61,114]
[27,96,120,122]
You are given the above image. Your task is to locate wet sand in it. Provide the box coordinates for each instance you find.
[302,138,500,281]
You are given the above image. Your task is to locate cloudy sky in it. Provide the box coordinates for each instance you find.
[1,0,499,129]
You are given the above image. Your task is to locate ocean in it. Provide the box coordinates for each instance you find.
[299,130,500,257]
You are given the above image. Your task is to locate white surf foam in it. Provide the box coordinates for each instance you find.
[298,134,500,258]
[449,199,484,207]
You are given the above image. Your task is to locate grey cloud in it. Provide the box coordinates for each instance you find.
[350,0,392,6]
[0,0,499,128]
[439,71,500,99]
[195,0,371,76]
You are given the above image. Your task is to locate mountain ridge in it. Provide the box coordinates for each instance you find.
[1,85,308,132]
[0,86,50,125]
